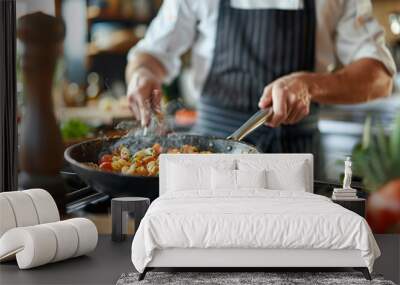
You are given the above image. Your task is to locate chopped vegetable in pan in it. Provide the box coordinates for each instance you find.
[91,143,211,176]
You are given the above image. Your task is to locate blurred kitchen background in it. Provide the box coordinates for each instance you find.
[16,0,400,182]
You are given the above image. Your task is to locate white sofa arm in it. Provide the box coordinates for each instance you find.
[24,188,60,224]
[0,189,60,237]
[0,218,98,269]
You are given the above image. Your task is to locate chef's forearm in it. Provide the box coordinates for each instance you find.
[308,58,393,104]
[125,53,167,83]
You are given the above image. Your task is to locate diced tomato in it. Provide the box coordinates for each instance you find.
[99,154,113,164]
[143,156,156,164]
[99,162,113,171]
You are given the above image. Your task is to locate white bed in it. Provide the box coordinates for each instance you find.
[131,154,380,280]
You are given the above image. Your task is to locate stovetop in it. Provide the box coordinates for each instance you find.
[62,166,110,214]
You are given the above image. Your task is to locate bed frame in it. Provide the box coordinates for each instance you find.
[139,248,371,280]
[138,154,372,281]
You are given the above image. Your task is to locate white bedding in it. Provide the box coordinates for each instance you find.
[131,190,380,273]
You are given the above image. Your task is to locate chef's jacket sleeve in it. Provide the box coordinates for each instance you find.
[335,0,396,76]
[127,0,197,83]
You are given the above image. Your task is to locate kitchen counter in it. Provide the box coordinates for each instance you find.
[319,93,400,126]
[317,93,400,181]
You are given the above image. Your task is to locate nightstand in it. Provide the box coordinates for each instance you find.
[111,197,150,242]
[332,198,366,218]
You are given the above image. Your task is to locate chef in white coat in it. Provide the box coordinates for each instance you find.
[125,0,395,176]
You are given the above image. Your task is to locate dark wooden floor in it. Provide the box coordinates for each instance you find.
[0,235,133,285]
[1,234,398,284]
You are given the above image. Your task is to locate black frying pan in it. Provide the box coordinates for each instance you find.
[64,108,273,199]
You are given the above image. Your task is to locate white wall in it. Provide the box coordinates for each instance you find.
[17,0,55,19]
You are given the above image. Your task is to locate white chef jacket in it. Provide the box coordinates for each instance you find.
[128,0,396,97]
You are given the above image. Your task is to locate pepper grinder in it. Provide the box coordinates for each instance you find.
[17,12,66,214]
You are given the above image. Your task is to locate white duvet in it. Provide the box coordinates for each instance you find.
[131,190,380,273]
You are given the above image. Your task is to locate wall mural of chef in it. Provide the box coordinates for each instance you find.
[6,0,399,235]
[125,0,396,179]
[2,3,400,284]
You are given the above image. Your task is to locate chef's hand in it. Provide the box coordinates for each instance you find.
[126,67,163,127]
[258,72,312,127]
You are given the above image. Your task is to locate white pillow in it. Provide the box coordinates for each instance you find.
[236,169,267,189]
[267,166,307,191]
[211,169,267,190]
[167,160,235,192]
[211,168,236,190]
[238,159,309,191]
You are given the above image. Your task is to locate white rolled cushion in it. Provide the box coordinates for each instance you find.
[24,189,60,224]
[238,159,308,191]
[42,221,79,262]
[0,189,59,238]
[0,192,39,227]
[236,169,267,189]
[0,218,97,269]
[0,226,57,269]
[211,168,236,190]
[0,196,17,237]
[65,218,98,257]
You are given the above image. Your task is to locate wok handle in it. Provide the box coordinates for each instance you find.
[227,107,273,141]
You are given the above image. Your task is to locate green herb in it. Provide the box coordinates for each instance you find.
[352,113,400,192]
[61,119,92,140]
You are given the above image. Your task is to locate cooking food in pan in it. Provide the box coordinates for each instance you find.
[64,108,271,198]
[88,143,212,176]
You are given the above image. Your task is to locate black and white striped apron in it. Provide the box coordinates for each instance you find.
[197,0,323,177]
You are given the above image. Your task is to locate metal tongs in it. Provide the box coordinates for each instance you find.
[117,107,273,141]
[227,107,274,141]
